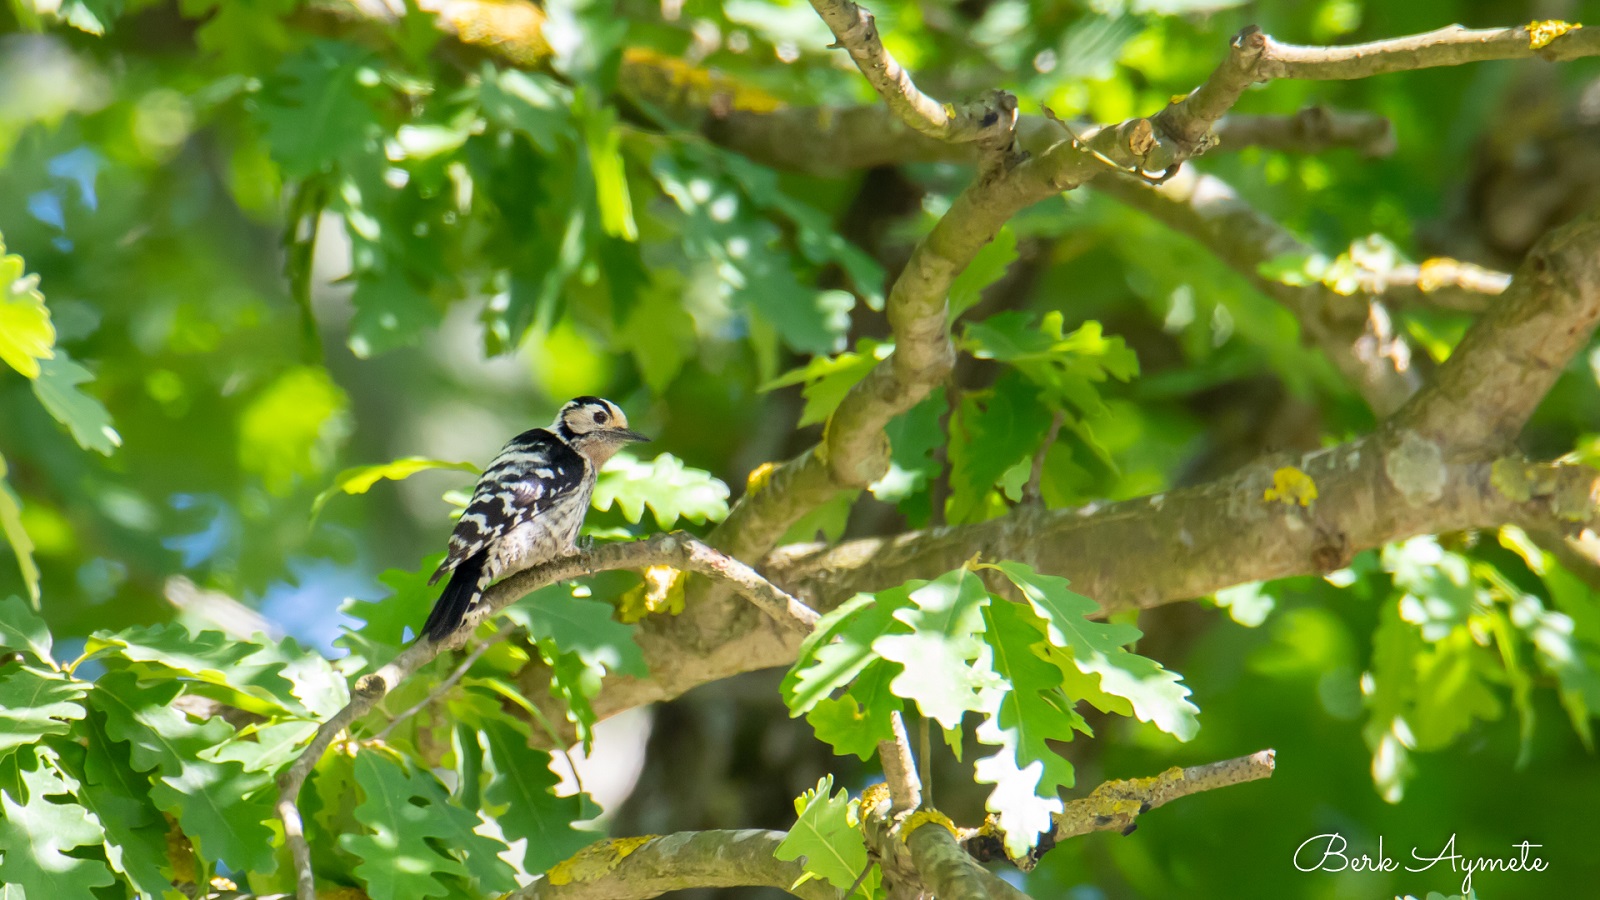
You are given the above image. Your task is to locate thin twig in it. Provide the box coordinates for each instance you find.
[1050,749,1277,841]
[1023,411,1065,505]
[370,629,514,742]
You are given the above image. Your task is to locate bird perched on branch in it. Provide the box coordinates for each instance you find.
[422,397,648,643]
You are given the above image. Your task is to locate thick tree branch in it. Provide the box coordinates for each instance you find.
[1396,207,1600,452]
[903,822,994,900]
[277,533,817,900]
[514,830,842,900]
[767,450,1600,615]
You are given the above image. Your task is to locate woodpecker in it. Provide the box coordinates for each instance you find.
[421,397,648,643]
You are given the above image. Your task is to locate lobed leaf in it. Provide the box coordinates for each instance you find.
[873,568,999,729]
[91,671,277,873]
[341,749,517,900]
[480,719,598,872]
[774,775,876,895]
[591,452,730,528]
[989,561,1198,740]
[0,750,116,900]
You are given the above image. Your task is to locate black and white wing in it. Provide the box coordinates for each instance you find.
[428,428,587,586]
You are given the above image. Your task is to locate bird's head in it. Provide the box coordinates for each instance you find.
[552,396,649,466]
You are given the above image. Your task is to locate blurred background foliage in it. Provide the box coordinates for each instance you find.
[3,0,1600,896]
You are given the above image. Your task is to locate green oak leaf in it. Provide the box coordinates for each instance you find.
[86,623,300,715]
[32,353,121,455]
[481,719,598,872]
[774,774,877,895]
[0,750,116,900]
[973,600,1091,858]
[260,41,383,177]
[340,554,442,658]
[477,65,574,154]
[783,591,909,716]
[77,711,177,899]
[591,452,730,528]
[311,456,479,520]
[0,665,87,761]
[504,584,646,677]
[945,372,1053,524]
[761,339,890,428]
[91,671,277,873]
[0,237,55,379]
[873,568,998,729]
[0,592,51,662]
[805,660,901,761]
[989,561,1198,740]
[341,750,517,900]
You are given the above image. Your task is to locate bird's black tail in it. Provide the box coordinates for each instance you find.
[423,551,486,643]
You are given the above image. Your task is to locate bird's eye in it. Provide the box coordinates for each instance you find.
[593,410,610,425]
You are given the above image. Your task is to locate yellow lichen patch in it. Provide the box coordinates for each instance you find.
[858,781,892,819]
[746,460,779,495]
[1263,466,1318,507]
[617,565,685,622]
[900,809,960,841]
[1528,20,1581,50]
[618,47,785,114]
[210,876,237,892]
[426,0,551,68]
[546,836,660,886]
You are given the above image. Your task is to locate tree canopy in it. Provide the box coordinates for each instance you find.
[2,0,1600,898]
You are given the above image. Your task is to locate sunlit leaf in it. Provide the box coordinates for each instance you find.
[0,236,54,379]
[0,665,87,760]
[989,561,1199,740]
[91,671,276,873]
[312,456,479,520]
[0,751,116,899]
[342,749,517,900]
[591,452,729,528]
[31,353,120,455]
[0,593,51,663]
[873,568,998,729]
[774,775,877,895]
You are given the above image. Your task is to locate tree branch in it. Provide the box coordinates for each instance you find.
[1255,22,1600,80]
[1395,206,1600,452]
[804,0,1016,153]
[768,450,1599,615]
[698,105,1395,174]
[1093,168,1423,415]
[1050,749,1277,841]
[879,711,922,815]
[513,830,842,900]
[276,533,817,900]
[902,821,994,900]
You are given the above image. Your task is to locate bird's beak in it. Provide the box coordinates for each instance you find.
[614,429,650,443]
